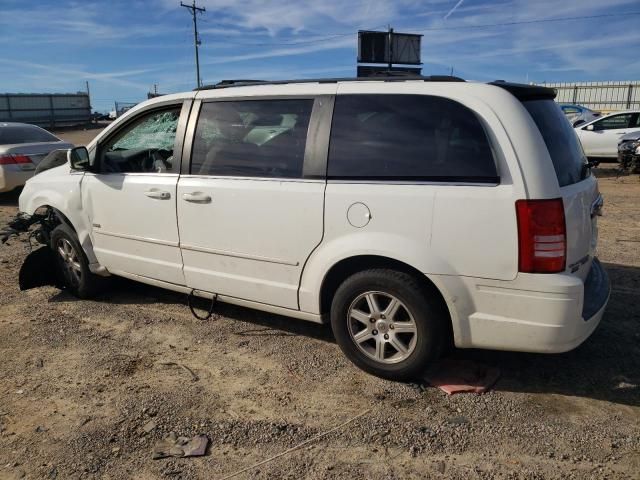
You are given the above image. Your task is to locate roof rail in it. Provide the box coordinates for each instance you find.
[195,75,466,91]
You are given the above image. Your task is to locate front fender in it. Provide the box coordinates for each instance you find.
[19,168,99,265]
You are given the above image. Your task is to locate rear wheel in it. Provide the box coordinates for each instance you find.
[51,224,102,299]
[330,269,447,380]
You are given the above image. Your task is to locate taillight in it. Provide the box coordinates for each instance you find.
[516,199,566,273]
[0,154,33,165]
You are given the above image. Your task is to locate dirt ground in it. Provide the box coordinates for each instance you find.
[0,127,638,479]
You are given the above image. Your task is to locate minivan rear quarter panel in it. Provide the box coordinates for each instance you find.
[299,83,532,314]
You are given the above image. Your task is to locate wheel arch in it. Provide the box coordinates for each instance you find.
[317,255,455,342]
[28,202,100,267]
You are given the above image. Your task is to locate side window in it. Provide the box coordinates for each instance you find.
[191,99,313,178]
[591,114,632,131]
[328,94,498,182]
[561,106,579,115]
[99,107,181,174]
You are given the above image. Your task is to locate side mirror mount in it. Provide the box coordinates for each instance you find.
[585,124,595,131]
[68,146,90,171]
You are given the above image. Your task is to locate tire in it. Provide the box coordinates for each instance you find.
[50,224,102,299]
[330,269,447,381]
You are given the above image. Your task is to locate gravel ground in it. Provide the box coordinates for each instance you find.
[0,129,638,479]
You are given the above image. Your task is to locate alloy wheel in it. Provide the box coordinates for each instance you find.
[56,238,82,287]
[347,291,418,364]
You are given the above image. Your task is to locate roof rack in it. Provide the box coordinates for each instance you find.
[196,75,466,91]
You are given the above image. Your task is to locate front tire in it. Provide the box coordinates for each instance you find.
[330,269,446,381]
[50,224,102,299]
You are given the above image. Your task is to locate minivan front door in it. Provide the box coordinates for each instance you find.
[83,102,191,285]
[177,97,329,310]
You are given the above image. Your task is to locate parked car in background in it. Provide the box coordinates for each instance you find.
[575,110,640,159]
[17,77,609,380]
[618,130,640,173]
[559,104,600,127]
[0,122,74,193]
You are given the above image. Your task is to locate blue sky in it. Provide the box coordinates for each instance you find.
[1,0,639,112]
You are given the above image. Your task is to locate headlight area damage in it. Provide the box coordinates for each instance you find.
[1,208,65,291]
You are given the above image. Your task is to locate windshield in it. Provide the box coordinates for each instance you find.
[524,100,588,187]
[0,125,60,145]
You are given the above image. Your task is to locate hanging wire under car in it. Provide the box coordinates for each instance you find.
[187,289,219,320]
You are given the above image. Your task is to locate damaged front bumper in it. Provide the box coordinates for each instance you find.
[1,210,63,290]
[1,210,58,245]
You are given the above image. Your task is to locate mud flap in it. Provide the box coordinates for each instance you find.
[18,246,63,291]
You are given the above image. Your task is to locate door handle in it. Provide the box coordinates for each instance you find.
[144,189,171,200]
[182,192,212,203]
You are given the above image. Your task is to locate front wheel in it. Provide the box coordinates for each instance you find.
[50,224,102,299]
[330,269,447,381]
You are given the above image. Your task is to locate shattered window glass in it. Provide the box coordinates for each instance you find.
[100,106,181,174]
[111,110,180,151]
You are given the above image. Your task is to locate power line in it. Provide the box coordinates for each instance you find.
[415,11,640,31]
[196,24,387,47]
[180,1,206,88]
[196,11,640,48]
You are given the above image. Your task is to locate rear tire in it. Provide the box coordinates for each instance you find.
[330,269,447,381]
[50,224,102,299]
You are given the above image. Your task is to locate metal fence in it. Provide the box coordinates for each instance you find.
[534,81,640,112]
[114,101,138,118]
[0,93,91,128]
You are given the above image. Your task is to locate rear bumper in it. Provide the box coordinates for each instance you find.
[0,166,34,193]
[433,258,610,353]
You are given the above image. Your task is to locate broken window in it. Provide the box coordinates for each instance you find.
[99,106,181,174]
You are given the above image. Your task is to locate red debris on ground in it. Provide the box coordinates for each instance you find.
[424,358,500,395]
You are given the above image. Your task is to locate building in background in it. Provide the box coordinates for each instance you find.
[0,93,91,128]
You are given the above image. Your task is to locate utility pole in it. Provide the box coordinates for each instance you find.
[387,25,394,73]
[180,1,206,88]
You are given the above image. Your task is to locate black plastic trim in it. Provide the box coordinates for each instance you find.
[327,175,500,183]
[489,81,557,101]
[196,75,465,91]
[582,258,610,321]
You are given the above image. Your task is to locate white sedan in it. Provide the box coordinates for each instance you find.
[575,110,640,158]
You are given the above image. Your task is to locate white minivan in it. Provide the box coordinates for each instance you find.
[17,77,610,380]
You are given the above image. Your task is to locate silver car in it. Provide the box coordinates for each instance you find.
[0,122,73,192]
[559,104,601,127]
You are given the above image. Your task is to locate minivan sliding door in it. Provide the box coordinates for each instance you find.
[177,96,331,310]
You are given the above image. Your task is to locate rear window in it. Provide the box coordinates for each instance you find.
[524,100,587,187]
[0,125,59,145]
[328,94,498,182]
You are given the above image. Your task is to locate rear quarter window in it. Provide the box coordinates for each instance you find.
[328,94,498,182]
[524,100,587,187]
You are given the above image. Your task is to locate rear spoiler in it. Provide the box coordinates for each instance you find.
[489,81,556,101]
